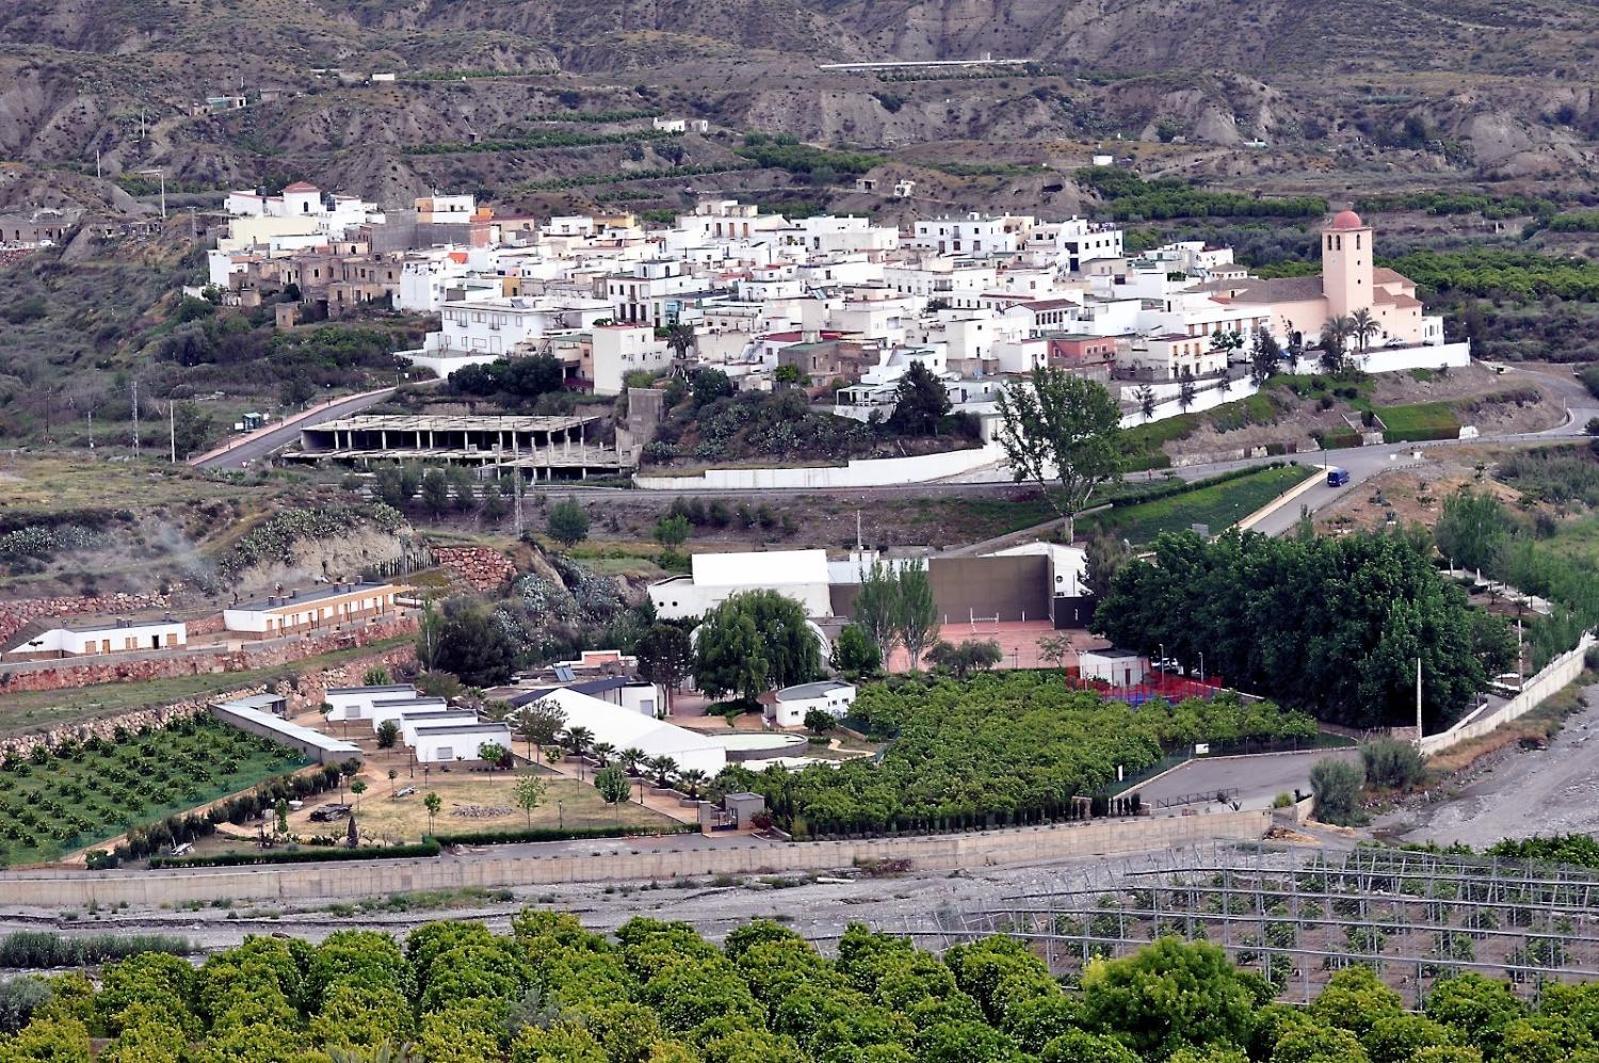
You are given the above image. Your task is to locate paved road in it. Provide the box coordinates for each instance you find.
[194,387,397,470]
[1130,747,1361,811]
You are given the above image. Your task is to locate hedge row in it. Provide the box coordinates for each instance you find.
[1106,462,1289,509]
[147,840,440,868]
[429,824,695,847]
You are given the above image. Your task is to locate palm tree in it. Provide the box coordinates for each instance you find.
[591,742,616,767]
[665,322,696,363]
[1350,307,1379,353]
[677,769,709,800]
[646,755,678,788]
[620,747,647,776]
[1319,315,1354,372]
[562,726,594,759]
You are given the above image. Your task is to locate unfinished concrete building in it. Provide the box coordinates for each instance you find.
[288,414,637,480]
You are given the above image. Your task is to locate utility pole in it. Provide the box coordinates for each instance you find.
[1415,657,1423,746]
[94,148,101,180]
[131,379,140,457]
[169,400,177,463]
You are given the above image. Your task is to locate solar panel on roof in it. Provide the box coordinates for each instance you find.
[554,664,575,682]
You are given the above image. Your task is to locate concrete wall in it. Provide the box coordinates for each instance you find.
[1122,379,1261,428]
[929,555,1050,625]
[635,444,1001,490]
[0,809,1271,908]
[1420,633,1595,756]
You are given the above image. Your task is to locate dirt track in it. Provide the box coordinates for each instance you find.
[1393,677,1599,848]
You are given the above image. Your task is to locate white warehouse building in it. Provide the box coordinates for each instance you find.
[648,549,833,621]
[523,687,727,778]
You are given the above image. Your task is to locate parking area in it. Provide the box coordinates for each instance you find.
[1129,747,1360,811]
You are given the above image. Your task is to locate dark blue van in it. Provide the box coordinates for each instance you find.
[1326,467,1350,487]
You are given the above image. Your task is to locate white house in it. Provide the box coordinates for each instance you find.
[4,618,187,659]
[590,325,672,395]
[770,680,856,728]
[521,687,727,777]
[648,549,834,621]
[322,684,419,723]
[223,582,406,638]
[413,722,514,764]
[368,698,451,731]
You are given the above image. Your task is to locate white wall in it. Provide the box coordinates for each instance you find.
[6,621,187,657]
[635,443,1002,490]
[1121,379,1261,428]
[1420,632,1595,756]
[650,579,832,621]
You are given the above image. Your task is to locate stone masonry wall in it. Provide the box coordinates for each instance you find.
[0,642,416,760]
[432,545,517,591]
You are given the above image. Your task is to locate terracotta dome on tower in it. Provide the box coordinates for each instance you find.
[1327,209,1365,230]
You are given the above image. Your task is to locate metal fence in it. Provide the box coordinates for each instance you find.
[920,842,1599,1006]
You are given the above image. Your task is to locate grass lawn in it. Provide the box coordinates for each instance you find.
[1085,464,1314,544]
[1375,401,1460,442]
[0,716,307,866]
[0,637,414,741]
[332,772,676,845]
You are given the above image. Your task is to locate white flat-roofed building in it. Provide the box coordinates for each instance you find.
[520,687,725,777]
[1079,648,1148,687]
[323,684,419,722]
[3,618,187,659]
[413,722,514,764]
[400,710,480,747]
[368,697,450,730]
[770,680,856,728]
[223,582,406,637]
[649,549,833,621]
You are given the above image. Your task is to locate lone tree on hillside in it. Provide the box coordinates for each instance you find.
[996,365,1123,542]
[547,500,590,547]
[430,603,517,687]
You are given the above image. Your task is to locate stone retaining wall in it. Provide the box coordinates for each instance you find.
[0,643,416,760]
[0,593,173,645]
[0,809,1271,908]
[432,545,517,591]
[0,615,418,694]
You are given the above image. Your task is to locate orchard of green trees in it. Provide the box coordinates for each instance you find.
[0,915,1587,1063]
[713,673,1316,837]
[1092,528,1515,729]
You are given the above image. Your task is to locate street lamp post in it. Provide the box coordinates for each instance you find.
[1199,651,1206,686]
